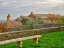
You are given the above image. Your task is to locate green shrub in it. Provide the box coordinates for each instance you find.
[0,30,2,33]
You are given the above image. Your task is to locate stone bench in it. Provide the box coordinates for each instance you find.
[0,35,41,47]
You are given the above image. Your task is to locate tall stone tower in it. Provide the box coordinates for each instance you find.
[31,11,34,15]
[7,14,11,21]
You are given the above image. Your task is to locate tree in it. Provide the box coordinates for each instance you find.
[48,14,58,24]
[0,30,2,33]
[56,17,64,24]
[0,22,9,32]
[2,22,9,32]
[36,19,44,24]
[21,18,29,25]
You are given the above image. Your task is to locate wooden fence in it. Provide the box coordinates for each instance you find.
[0,25,64,47]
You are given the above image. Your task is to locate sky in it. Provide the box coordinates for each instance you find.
[0,0,64,20]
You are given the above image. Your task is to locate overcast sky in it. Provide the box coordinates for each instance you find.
[0,0,64,20]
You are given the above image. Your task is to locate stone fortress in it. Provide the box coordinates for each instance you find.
[16,11,62,24]
[0,11,63,32]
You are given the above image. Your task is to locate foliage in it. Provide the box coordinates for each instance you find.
[0,31,64,48]
[56,17,64,24]
[0,22,8,32]
[35,19,44,24]
[0,30,2,33]
[25,19,44,25]
[25,20,34,25]
[33,24,43,29]
[48,14,58,24]
[20,19,44,30]
[21,18,29,25]
[20,25,32,30]
[21,18,44,25]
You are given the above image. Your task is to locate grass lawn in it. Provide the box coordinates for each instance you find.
[0,31,64,48]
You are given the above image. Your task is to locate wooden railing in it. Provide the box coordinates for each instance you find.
[0,25,64,47]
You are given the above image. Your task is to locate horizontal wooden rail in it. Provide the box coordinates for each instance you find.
[0,35,41,45]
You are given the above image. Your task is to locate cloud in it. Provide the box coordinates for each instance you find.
[0,0,64,20]
[0,0,64,8]
[48,0,63,3]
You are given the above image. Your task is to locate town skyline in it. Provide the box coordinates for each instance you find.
[0,0,64,20]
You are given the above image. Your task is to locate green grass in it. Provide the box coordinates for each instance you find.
[0,31,64,48]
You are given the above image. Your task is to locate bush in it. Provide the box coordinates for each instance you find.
[56,17,64,24]
[35,19,44,24]
[0,30,2,33]
[21,25,32,30]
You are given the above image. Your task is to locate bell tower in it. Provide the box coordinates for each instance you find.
[7,14,11,21]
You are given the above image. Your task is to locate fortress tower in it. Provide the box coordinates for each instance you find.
[31,11,34,15]
[7,14,11,21]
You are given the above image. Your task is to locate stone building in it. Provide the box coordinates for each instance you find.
[7,14,11,21]
[16,11,62,24]
[6,14,22,29]
[28,11,49,22]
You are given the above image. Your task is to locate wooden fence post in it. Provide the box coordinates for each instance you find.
[33,38,38,44]
[17,41,22,47]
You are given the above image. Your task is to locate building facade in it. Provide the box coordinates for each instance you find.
[17,11,61,24]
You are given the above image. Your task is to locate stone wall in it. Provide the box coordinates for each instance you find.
[0,26,64,41]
